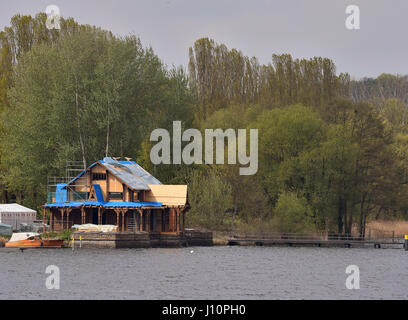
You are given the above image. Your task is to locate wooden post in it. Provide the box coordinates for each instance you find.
[50,209,54,232]
[139,210,143,232]
[81,207,85,225]
[121,210,125,232]
[61,208,65,230]
[98,207,101,225]
[176,208,180,234]
[115,209,119,229]
[162,209,165,232]
[67,208,71,229]
[150,210,155,233]
[146,210,150,232]
[182,210,185,233]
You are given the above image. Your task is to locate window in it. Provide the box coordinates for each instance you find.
[109,192,123,200]
[92,173,107,180]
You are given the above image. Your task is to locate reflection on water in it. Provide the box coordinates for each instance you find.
[0,246,407,299]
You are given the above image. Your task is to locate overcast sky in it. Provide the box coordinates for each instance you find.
[1,0,407,79]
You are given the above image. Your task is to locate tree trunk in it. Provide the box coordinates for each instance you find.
[344,199,348,235]
[74,78,86,169]
[362,214,367,239]
[231,194,237,235]
[359,200,364,238]
[347,205,353,236]
[105,117,110,157]
[337,197,343,234]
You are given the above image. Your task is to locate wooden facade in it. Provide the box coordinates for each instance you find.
[44,206,186,234]
[44,159,188,235]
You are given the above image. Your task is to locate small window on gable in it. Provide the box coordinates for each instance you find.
[92,173,107,180]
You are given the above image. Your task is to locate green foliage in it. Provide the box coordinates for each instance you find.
[0,22,193,209]
[186,170,233,230]
[274,192,314,233]
[0,17,406,236]
[189,38,346,121]
[42,229,71,240]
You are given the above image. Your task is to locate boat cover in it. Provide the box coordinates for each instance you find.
[9,232,40,242]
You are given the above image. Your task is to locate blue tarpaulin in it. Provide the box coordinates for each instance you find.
[91,184,104,202]
[45,160,165,208]
[43,200,162,208]
[55,183,67,203]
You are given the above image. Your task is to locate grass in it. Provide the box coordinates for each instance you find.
[0,235,10,247]
[41,229,72,241]
[365,220,408,238]
[190,218,408,241]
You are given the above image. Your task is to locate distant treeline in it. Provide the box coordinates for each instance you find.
[0,13,407,236]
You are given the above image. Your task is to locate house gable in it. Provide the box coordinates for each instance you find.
[67,158,163,202]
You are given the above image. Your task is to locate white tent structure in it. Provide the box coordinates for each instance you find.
[0,204,37,230]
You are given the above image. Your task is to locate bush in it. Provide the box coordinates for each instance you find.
[186,170,233,230]
[274,192,315,233]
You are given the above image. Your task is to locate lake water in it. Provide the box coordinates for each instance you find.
[0,246,407,299]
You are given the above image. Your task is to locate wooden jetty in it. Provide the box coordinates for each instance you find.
[226,232,404,249]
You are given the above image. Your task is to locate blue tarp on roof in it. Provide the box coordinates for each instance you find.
[43,200,162,208]
[55,184,67,203]
[67,162,97,185]
[92,184,104,202]
[45,158,165,208]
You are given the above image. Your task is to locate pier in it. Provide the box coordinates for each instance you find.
[226,232,405,249]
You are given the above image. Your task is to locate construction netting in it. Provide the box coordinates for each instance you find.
[17,222,48,233]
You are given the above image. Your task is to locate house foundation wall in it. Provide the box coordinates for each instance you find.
[72,230,213,248]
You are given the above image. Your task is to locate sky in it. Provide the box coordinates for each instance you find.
[1,0,407,79]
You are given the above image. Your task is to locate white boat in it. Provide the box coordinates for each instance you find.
[5,232,63,248]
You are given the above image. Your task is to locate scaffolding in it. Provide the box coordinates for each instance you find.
[47,161,90,203]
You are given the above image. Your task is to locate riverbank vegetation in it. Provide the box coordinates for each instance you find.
[41,229,72,241]
[0,13,407,237]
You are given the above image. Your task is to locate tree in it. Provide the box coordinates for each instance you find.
[274,192,314,233]
[187,170,233,229]
[1,25,194,208]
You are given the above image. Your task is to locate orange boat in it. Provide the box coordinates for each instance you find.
[5,232,64,248]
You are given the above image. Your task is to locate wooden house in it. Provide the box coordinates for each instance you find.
[43,157,189,234]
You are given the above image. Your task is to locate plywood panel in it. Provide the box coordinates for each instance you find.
[108,175,123,192]
[145,185,187,206]
[92,164,106,173]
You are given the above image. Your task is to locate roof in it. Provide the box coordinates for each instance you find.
[0,204,36,213]
[68,157,162,191]
[43,200,163,208]
[44,182,163,208]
